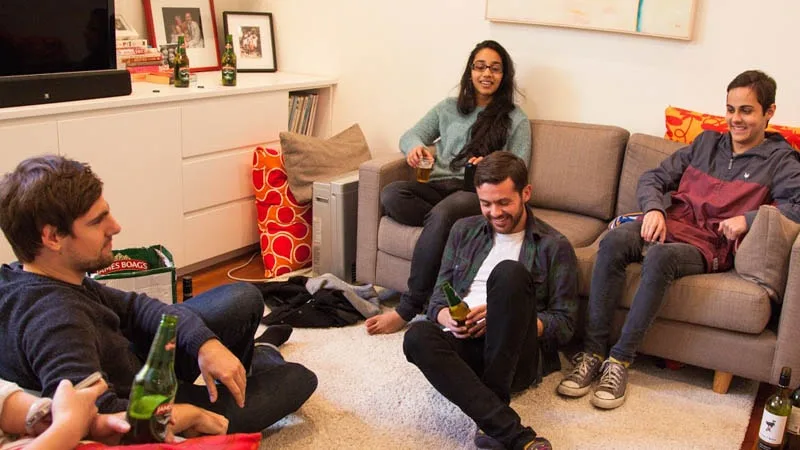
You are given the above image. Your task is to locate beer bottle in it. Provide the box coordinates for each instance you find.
[758,366,792,449]
[785,385,800,449]
[442,281,470,327]
[173,36,190,88]
[122,314,179,444]
[221,34,237,87]
[182,276,193,301]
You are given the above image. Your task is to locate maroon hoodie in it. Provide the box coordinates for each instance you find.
[637,130,800,272]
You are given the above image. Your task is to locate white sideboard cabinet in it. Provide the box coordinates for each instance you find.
[0,71,336,270]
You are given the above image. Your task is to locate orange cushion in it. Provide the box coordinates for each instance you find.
[76,433,261,449]
[252,146,312,278]
[664,105,800,150]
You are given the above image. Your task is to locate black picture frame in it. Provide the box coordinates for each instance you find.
[222,11,277,72]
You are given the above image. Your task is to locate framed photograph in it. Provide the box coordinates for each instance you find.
[143,0,221,72]
[114,14,139,40]
[223,12,277,72]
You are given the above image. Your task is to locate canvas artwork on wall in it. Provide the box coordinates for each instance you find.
[486,0,697,41]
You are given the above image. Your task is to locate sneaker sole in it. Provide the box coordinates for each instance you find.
[590,391,626,409]
[557,382,592,398]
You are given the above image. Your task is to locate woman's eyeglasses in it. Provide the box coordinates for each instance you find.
[471,62,503,74]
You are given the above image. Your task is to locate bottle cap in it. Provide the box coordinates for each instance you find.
[779,366,792,387]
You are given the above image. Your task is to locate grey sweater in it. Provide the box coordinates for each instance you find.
[399,97,531,181]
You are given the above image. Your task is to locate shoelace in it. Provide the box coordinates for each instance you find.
[568,352,597,380]
[597,361,625,390]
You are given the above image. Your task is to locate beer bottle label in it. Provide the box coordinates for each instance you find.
[178,68,190,83]
[222,66,235,82]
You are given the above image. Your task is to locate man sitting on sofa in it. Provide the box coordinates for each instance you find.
[403,152,578,450]
[0,155,318,435]
[557,69,800,410]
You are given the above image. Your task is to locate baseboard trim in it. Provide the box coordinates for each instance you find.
[177,244,259,277]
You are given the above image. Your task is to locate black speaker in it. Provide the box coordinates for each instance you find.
[0,69,132,108]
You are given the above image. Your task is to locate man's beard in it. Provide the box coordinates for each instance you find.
[75,251,115,274]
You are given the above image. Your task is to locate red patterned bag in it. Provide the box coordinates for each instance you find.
[252,146,312,278]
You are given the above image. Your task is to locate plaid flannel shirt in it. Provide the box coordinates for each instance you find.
[427,205,578,352]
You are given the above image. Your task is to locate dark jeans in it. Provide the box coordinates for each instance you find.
[403,261,538,450]
[584,221,705,363]
[135,283,317,433]
[381,178,480,320]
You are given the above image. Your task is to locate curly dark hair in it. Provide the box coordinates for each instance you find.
[451,40,518,171]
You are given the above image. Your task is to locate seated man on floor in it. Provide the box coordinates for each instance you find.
[0,155,317,436]
[403,152,578,450]
[557,69,800,410]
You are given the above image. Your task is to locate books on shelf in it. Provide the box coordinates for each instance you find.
[288,92,319,136]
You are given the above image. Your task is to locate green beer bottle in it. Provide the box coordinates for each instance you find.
[758,366,792,449]
[221,34,237,86]
[122,314,179,444]
[442,281,470,327]
[173,36,190,88]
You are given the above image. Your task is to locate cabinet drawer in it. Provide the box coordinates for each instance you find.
[183,198,259,266]
[182,146,264,213]
[181,91,288,158]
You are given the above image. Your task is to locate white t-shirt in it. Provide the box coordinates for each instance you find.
[461,230,525,308]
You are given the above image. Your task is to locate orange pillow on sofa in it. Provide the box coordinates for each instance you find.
[664,105,800,150]
[252,146,312,278]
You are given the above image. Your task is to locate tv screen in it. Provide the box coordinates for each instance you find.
[0,0,116,77]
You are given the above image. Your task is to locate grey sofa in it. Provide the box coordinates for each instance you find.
[356,119,800,392]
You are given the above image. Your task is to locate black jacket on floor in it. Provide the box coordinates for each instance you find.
[252,276,363,328]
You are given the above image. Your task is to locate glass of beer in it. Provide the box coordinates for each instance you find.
[416,157,434,183]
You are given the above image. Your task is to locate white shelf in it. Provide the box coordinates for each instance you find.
[0,71,337,122]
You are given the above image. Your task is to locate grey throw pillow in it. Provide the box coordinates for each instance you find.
[735,205,800,303]
[280,124,371,203]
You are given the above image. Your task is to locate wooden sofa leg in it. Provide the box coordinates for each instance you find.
[713,371,733,394]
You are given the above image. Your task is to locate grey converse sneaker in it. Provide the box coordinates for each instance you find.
[474,430,503,449]
[557,352,602,397]
[591,359,628,409]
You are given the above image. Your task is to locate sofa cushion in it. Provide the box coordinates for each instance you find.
[615,134,684,216]
[736,205,800,303]
[531,208,607,249]
[529,120,629,222]
[377,216,423,260]
[619,266,771,334]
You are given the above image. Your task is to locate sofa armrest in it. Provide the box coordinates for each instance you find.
[773,232,800,389]
[356,153,413,284]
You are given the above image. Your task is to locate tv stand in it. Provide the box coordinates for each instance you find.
[0,69,131,108]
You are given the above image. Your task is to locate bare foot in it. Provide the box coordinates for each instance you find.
[365,311,408,335]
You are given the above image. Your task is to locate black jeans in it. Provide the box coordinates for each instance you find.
[135,283,317,433]
[403,261,539,449]
[584,221,705,363]
[381,178,480,320]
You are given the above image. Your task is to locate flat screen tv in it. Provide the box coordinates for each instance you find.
[0,0,131,108]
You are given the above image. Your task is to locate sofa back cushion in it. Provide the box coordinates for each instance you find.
[615,133,684,216]
[528,120,629,221]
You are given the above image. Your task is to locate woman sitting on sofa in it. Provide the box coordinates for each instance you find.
[365,39,532,335]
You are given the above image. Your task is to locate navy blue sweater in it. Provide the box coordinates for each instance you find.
[0,263,216,412]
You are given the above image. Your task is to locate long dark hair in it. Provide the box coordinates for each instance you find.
[451,40,517,171]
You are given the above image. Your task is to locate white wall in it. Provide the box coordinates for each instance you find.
[118,0,800,156]
[267,0,800,156]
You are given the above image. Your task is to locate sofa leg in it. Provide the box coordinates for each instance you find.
[712,371,733,394]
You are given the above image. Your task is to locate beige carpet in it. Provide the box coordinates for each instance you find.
[257,319,757,449]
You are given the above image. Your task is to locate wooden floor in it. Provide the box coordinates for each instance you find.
[184,253,769,450]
